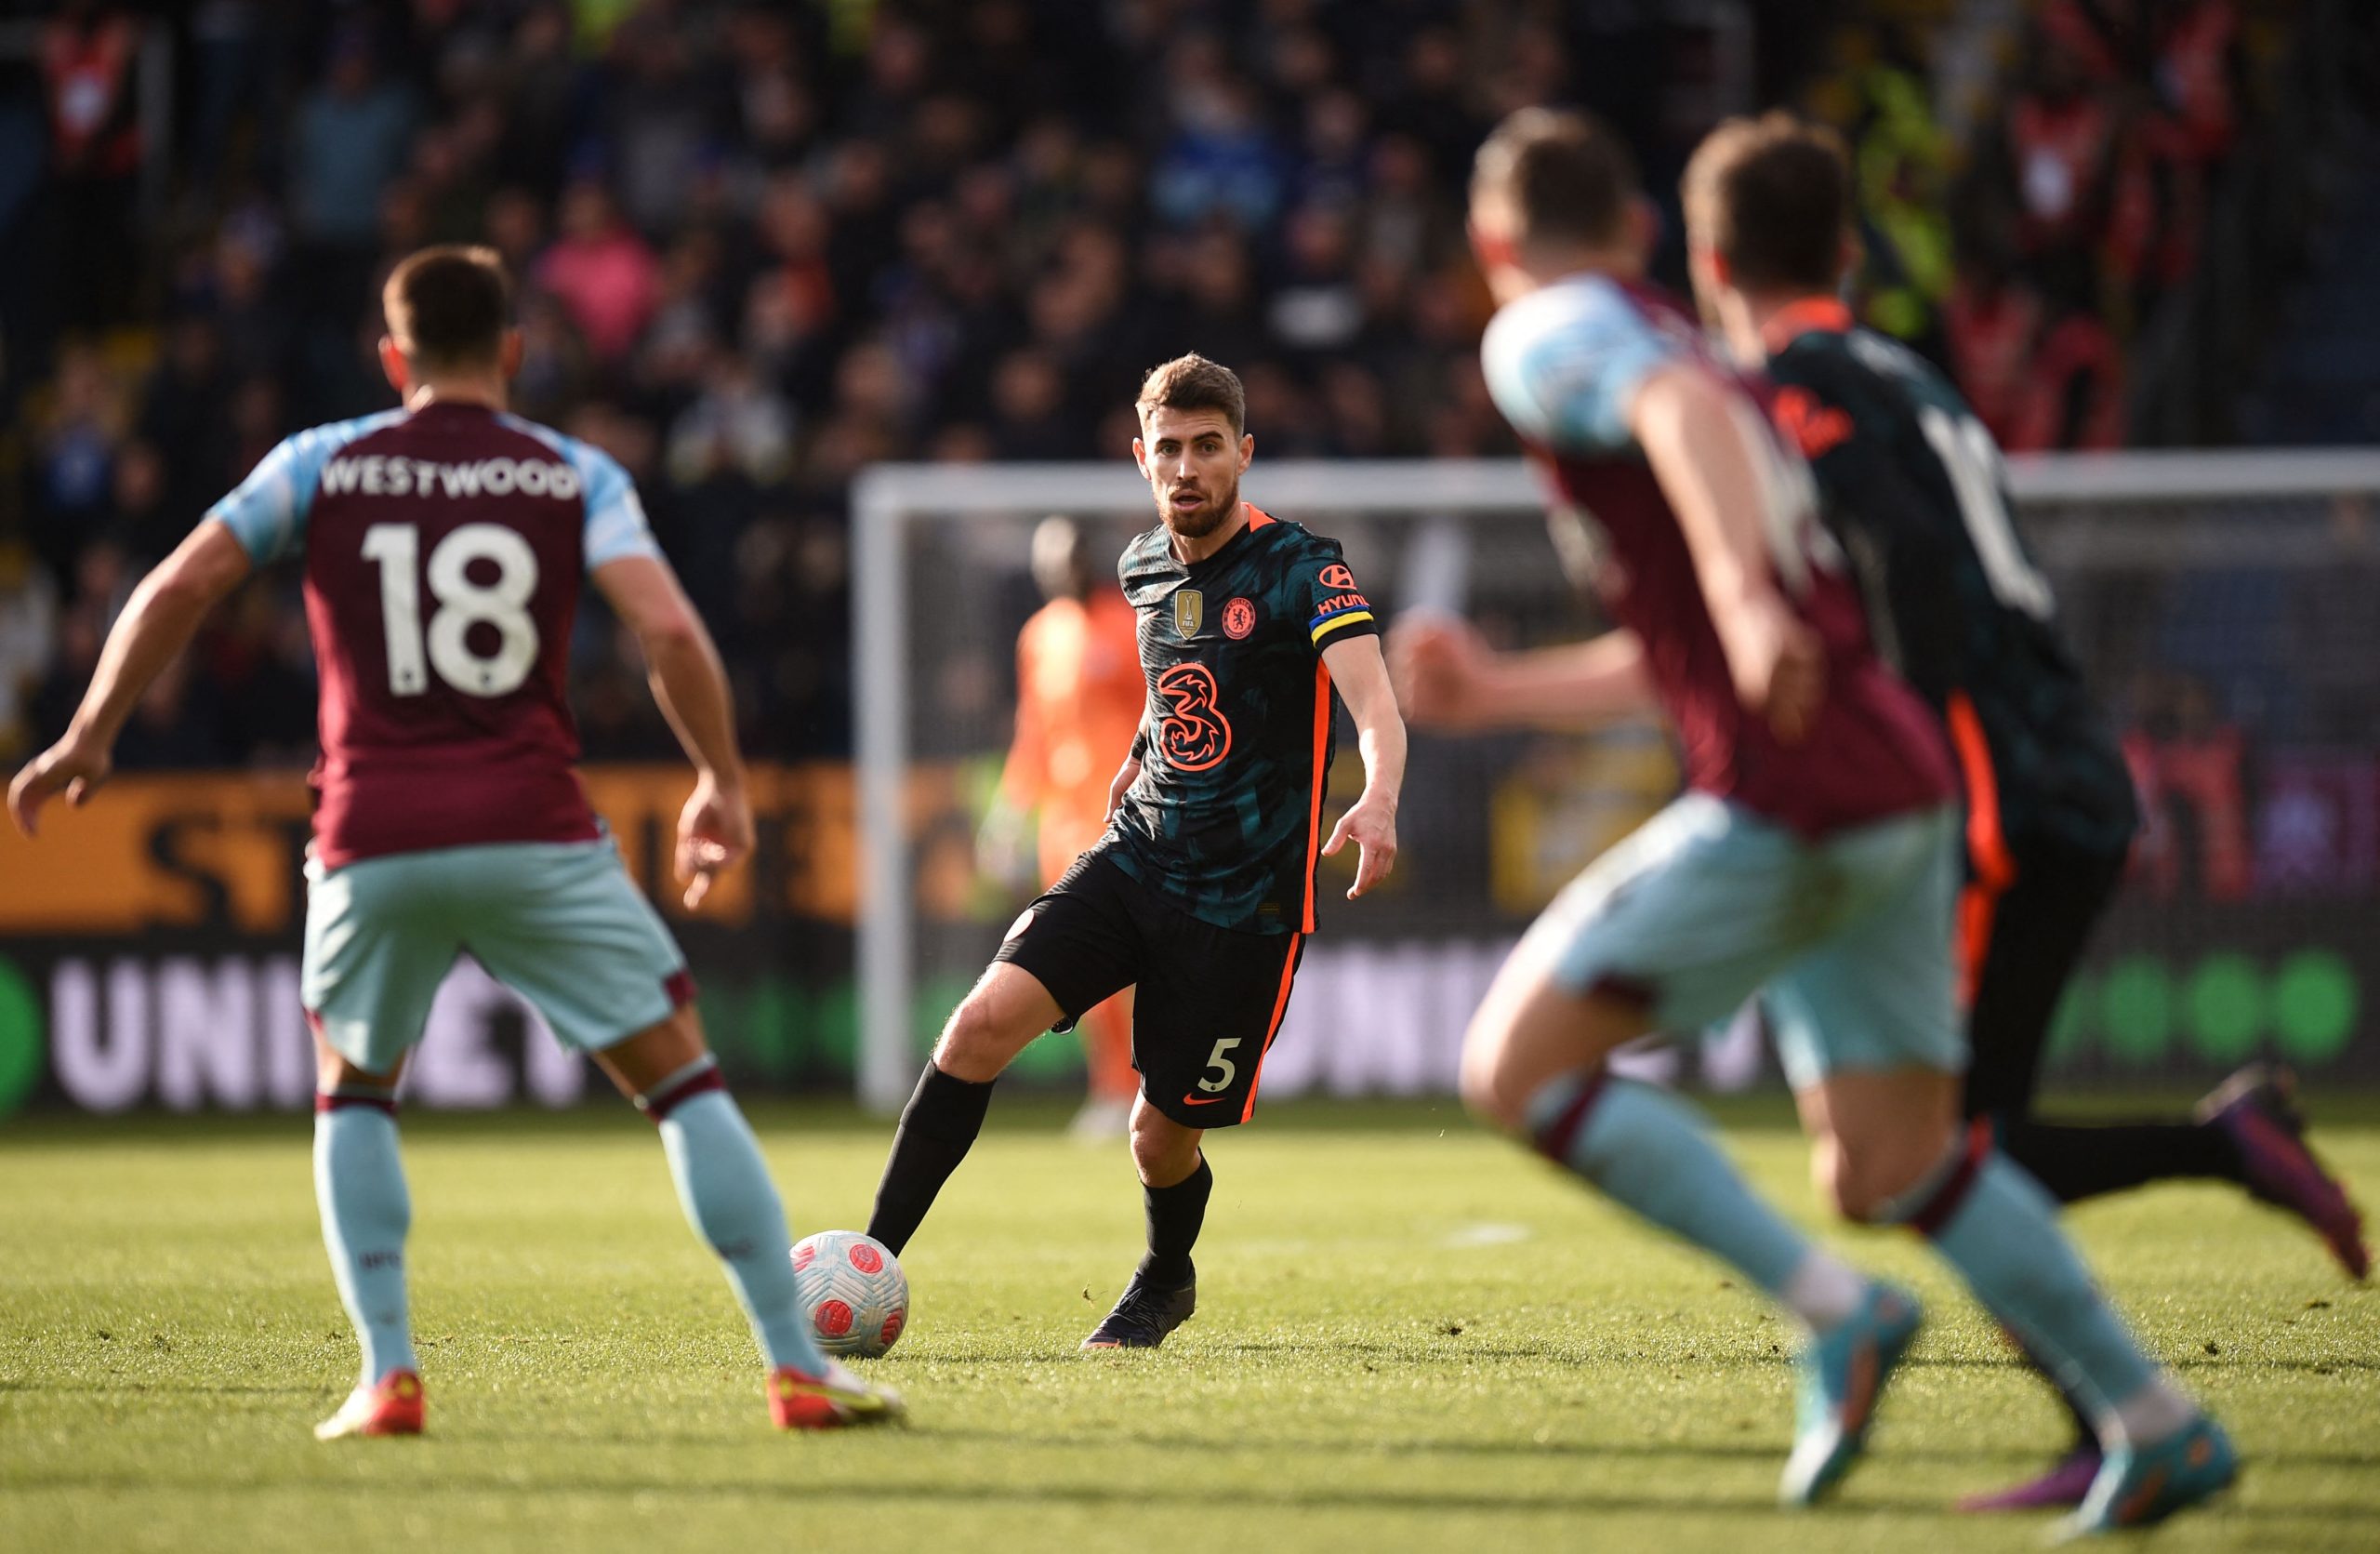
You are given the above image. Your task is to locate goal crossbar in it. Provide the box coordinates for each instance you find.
[850,449,2380,1112]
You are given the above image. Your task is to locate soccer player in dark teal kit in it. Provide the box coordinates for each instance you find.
[865,353,1407,1348]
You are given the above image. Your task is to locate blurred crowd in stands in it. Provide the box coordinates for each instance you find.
[1936,0,2248,452]
[0,0,2334,775]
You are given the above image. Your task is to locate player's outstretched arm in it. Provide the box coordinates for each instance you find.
[1628,363,1825,742]
[593,553,751,908]
[7,520,253,837]
[1390,614,1656,733]
[1319,634,1404,899]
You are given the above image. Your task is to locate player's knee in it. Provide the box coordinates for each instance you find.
[1806,1144,1847,1218]
[1823,1170,1879,1222]
[1459,1066,1514,1132]
[311,1030,400,1095]
[1823,1133,1941,1223]
[932,992,1030,1082]
[1130,1114,1199,1185]
[1458,1028,1527,1133]
[1807,1133,1893,1221]
[1815,1135,1886,1220]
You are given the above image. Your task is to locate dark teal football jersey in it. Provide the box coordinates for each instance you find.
[1104,505,1379,934]
[1766,305,2139,860]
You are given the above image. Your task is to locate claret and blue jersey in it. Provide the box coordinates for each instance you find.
[1479,272,1951,834]
[1476,273,1968,1093]
[206,400,664,867]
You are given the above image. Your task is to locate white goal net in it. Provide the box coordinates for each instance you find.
[852,452,2380,1114]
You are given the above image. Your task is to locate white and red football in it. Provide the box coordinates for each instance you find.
[789,1229,909,1359]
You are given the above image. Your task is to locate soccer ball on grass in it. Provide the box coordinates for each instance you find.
[789,1229,909,1358]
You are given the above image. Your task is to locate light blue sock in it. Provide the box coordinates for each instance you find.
[656,1085,830,1375]
[1527,1072,1813,1296]
[313,1098,417,1386]
[1896,1149,2155,1427]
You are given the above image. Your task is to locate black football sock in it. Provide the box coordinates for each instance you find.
[1995,1118,2243,1206]
[1138,1156,1211,1287]
[865,1062,995,1255]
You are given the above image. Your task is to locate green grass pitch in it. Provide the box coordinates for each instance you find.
[4,1096,2375,1553]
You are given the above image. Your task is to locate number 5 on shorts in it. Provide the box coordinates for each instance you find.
[1197,1038,1242,1094]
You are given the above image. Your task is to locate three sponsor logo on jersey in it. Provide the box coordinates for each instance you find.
[321,454,584,502]
[1155,662,1231,771]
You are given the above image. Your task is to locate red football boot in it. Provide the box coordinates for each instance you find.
[314,1369,426,1440]
[767,1361,906,1430]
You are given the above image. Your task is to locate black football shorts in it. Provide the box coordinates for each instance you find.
[993,847,1306,1129]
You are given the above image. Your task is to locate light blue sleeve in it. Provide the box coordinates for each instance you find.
[204,412,399,564]
[575,445,663,570]
[500,414,663,571]
[1480,278,1681,454]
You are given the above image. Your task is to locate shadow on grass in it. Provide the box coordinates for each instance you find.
[0,1466,1931,1521]
[471,1421,2380,1477]
[15,1385,2376,1479]
[0,1380,324,1397]
[851,1343,2380,1378]
[9,1463,2368,1526]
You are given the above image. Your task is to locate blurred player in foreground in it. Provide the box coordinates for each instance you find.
[1418,109,2232,1534]
[7,246,901,1438]
[977,516,1145,1139]
[1677,112,2366,1509]
[865,353,1406,1348]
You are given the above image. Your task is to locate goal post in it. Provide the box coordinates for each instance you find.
[852,451,2380,1114]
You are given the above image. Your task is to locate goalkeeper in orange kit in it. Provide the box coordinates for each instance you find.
[980,516,1146,1137]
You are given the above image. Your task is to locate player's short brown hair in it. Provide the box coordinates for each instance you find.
[1470,107,1638,250]
[1136,352,1246,436]
[1683,113,1853,294]
[383,246,512,370]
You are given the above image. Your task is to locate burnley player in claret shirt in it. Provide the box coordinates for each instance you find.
[7,246,902,1438]
[1392,108,2234,1534]
[864,352,1407,1350]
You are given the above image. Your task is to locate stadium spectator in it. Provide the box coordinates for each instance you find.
[287,32,419,314]
[537,179,662,368]
[28,342,127,590]
[39,2,145,332]
[0,0,2303,770]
